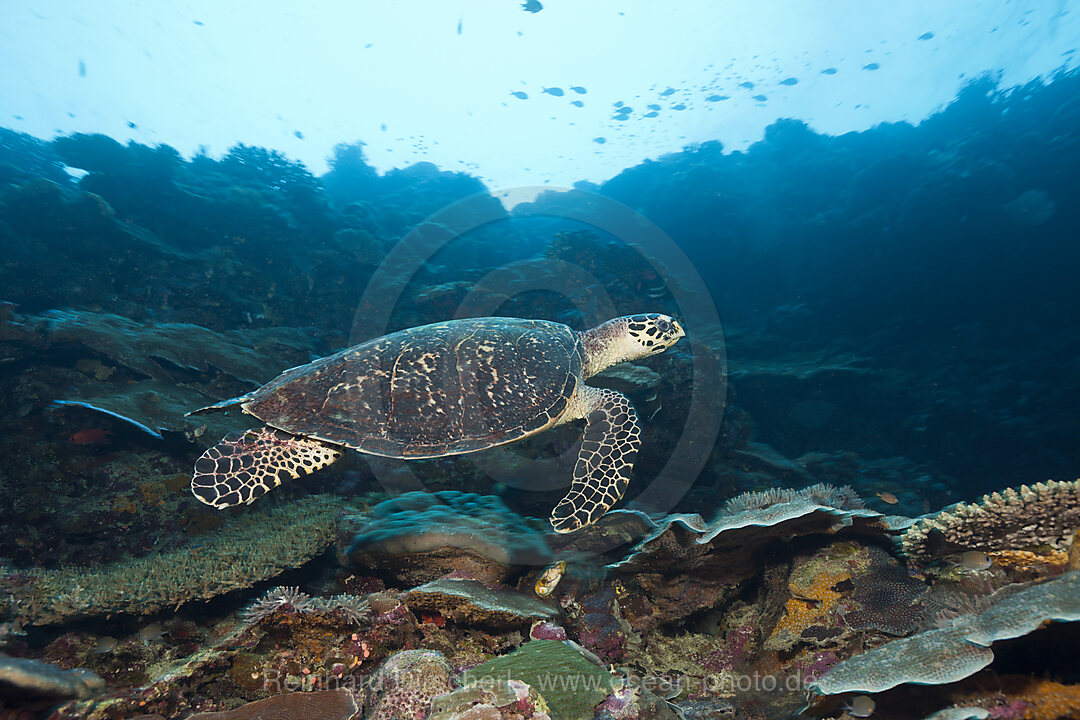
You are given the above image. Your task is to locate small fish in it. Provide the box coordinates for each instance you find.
[542,87,564,97]
[68,428,114,445]
[660,88,675,96]
[779,77,799,86]
[92,636,117,654]
[953,551,993,571]
[705,94,728,102]
[875,491,899,505]
[863,62,880,71]
[510,91,528,100]
[752,94,768,102]
[593,137,606,144]
[570,100,584,107]
[457,18,462,34]
[570,86,587,94]
[534,561,566,597]
[918,31,935,40]
[521,0,542,13]
[843,695,875,717]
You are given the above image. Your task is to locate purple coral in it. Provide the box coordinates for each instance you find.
[572,586,626,664]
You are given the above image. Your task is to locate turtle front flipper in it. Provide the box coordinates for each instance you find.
[550,387,641,533]
[191,427,341,508]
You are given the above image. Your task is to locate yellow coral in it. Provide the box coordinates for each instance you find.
[765,570,849,649]
[988,549,1069,572]
[1000,676,1080,719]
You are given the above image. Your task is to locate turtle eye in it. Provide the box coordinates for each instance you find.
[655,318,671,334]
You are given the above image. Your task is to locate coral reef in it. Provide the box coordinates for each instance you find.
[605,485,894,631]
[902,480,1080,564]
[3,495,344,624]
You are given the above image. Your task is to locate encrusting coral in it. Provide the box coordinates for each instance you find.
[902,479,1080,563]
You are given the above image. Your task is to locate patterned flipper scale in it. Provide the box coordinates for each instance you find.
[191,427,341,508]
[549,388,641,533]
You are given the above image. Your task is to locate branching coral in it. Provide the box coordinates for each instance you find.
[241,586,371,626]
[239,586,312,624]
[902,480,1080,563]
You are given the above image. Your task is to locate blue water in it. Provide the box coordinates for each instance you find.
[2,6,1080,718]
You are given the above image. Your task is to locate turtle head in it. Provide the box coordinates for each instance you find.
[624,313,685,356]
[581,313,685,376]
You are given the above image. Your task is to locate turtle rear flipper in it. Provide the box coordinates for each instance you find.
[191,427,341,508]
[550,387,641,533]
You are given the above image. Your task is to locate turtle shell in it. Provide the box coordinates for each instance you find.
[241,317,583,458]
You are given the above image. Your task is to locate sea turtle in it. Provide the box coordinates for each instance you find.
[189,314,685,533]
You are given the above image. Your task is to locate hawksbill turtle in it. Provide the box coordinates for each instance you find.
[189,314,685,533]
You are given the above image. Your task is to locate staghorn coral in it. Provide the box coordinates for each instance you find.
[3,495,344,625]
[902,480,1080,563]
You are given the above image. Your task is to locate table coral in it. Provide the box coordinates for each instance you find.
[3,495,344,625]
